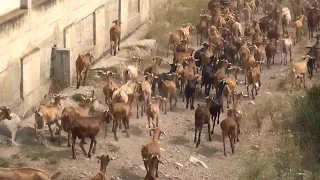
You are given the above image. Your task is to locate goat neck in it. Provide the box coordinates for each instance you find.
[152,129,162,142]
[216,80,227,100]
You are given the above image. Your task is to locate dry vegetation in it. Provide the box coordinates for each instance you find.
[241,86,320,179]
[146,0,208,48]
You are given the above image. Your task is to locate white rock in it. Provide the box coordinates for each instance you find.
[188,156,208,169]
[264,92,272,95]
[160,147,166,152]
[249,101,255,105]
[175,162,183,167]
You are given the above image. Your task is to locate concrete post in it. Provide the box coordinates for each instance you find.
[20,0,31,9]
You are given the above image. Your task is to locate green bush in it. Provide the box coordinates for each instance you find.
[291,85,320,148]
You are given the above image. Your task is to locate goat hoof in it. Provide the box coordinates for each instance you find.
[73,156,76,159]
[88,154,92,158]
[211,130,214,134]
[224,153,227,156]
[68,144,71,147]
[237,139,239,142]
[209,138,212,141]
[122,130,126,133]
[190,106,194,110]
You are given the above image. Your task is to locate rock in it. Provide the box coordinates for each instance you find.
[270,75,276,79]
[249,101,255,105]
[81,172,87,178]
[160,147,166,152]
[175,162,183,168]
[139,164,146,171]
[264,92,272,95]
[252,145,259,150]
[188,156,208,169]
[197,154,206,159]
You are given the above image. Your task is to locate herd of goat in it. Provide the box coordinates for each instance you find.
[0,0,320,179]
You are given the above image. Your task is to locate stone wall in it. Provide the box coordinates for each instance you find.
[0,0,151,110]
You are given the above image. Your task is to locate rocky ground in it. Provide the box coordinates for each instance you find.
[0,11,319,180]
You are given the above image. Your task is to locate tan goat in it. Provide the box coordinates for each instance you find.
[137,73,154,119]
[233,91,244,142]
[290,55,314,93]
[167,28,185,56]
[293,15,307,43]
[110,20,122,56]
[76,52,95,89]
[103,71,119,103]
[0,168,61,180]
[141,125,165,180]
[220,108,237,156]
[246,61,262,99]
[146,96,166,135]
[160,73,178,114]
[34,94,66,144]
[91,155,115,180]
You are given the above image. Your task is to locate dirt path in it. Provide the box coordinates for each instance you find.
[0,11,319,180]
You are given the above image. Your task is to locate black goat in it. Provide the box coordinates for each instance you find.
[184,79,197,110]
[194,43,209,67]
[201,62,218,96]
[209,79,226,134]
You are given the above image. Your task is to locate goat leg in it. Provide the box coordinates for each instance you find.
[125,119,130,137]
[48,124,55,142]
[92,139,97,154]
[87,138,94,158]
[190,95,195,110]
[211,116,217,134]
[82,69,88,86]
[186,97,189,109]
[223,134,227,156]
[208,121,212,141]
[113,121,119,141]
[194,128,197,143]
[252,85,255,99]
[79,139,88,156]
[148,117,152,136]
[196,129,201,148]
[67,131,71,147]
[72,136,77,159]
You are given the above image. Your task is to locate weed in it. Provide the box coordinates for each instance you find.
[13,161,27,167]
[46,155,60,165]
[0,157,10,168]
[20,141,51,161]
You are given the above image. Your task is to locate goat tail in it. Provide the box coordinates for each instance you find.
[151,155,164,164]
[50,172,62,180]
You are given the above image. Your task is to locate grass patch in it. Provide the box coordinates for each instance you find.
[107,142,120,153]
[20,140,60,165]
[0,157,10,168]
[242,85,320,179]
[146,0,209,48]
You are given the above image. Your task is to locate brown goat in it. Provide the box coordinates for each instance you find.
[160,73,178,114]
[107,94,136,141]
[34,94,66,144]
[167,29,185,56]
[110,20,122,56]
[194,96,213,148]
[290,55,314,93]
[233,92,244,142]
[0,168,61,180]
[76,52,95,89]
[246,61,262,99]
[103,71,119,103]
[59,91,97,147]
[141,124,165,180]
[71,110,114,159]
[91,155,115,180]
[146,96,166,136]
[220,108,237,156]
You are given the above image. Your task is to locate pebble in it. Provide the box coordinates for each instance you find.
[188,156,208,169]
[249,100,255,105]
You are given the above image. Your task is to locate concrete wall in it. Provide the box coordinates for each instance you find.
[0,1,21,16]
[0,0,152,110]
